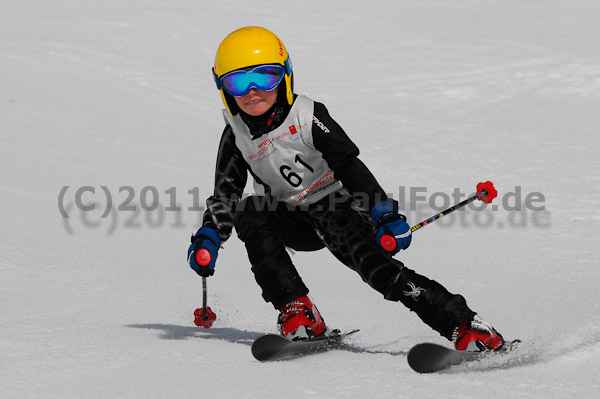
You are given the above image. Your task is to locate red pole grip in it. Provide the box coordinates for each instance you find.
[380,235,397,252]
[196,248,211,266]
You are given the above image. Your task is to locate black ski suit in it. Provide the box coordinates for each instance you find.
[201,96,475,340]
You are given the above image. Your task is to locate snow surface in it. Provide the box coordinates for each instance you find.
[2,0,600,398]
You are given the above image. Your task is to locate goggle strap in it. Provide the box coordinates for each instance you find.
[284,57,292,75]
[212,67,221,90]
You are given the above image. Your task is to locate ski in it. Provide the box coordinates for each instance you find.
[251,329,359,361]
[407,340,521,373]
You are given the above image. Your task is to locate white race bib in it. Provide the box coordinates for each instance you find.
[225,95,342,205]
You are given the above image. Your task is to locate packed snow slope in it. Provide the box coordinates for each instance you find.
[2,1,599,398]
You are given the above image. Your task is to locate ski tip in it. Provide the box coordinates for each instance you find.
[250,328,360,362]
[407,339,523,373]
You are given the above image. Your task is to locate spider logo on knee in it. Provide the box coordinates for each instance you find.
[403,282,425,301]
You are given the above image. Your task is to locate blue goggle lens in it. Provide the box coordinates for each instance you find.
[220,65,285,97]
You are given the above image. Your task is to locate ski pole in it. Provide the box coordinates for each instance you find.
[380,181,497,251]
[193,250,216,328]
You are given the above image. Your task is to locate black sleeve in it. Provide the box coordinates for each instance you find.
[202,124,248,241]
[311,101,387,209]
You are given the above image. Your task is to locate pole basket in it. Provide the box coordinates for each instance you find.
[194,307,216,328]
[476,181,498,204]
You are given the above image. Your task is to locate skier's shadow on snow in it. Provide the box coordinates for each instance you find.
[126,324,407,357]
[127,324,260,345]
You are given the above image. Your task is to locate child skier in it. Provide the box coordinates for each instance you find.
[188,26,505,352]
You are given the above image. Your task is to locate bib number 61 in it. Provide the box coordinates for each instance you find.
[279,155,314,188]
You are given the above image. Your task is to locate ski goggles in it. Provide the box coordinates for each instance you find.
[214,61,290,97]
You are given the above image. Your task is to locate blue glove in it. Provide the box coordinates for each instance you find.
[187,226,221,277]
[370,200,412,254]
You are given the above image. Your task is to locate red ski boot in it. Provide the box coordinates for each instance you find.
[453,315,505,352]
[278,295,328,340]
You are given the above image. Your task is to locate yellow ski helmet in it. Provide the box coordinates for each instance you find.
[212,26,294,116]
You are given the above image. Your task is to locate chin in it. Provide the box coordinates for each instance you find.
[245,106,268,116]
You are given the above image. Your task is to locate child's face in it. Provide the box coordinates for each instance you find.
[234,87,278,117]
